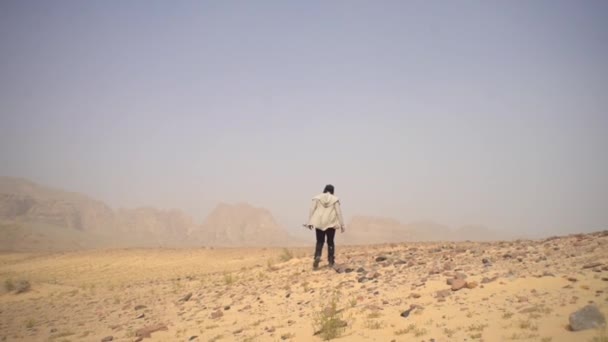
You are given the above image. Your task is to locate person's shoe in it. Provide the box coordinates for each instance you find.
[328,262,335,269]
[313,258,320,270]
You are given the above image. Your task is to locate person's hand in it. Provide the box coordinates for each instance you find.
[340,226,345,233]
[307,225,314,230]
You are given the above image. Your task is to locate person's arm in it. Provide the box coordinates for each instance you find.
[335,201,345,232]
[307,200,318,229]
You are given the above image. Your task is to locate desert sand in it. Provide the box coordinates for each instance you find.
[1,231,607,342]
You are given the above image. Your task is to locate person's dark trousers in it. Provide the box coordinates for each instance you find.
[314,228,336,268]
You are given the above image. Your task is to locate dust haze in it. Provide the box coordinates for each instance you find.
[1,2,608,341]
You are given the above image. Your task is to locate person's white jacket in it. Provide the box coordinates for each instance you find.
[307,193,345,231]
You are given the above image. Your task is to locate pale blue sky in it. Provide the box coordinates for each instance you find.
[1,1,607,237]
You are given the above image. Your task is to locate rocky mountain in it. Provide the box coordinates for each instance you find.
[0,177,511,250]
[192,203,293,247]
[0,177,115,234]
[342,216,506,245]
[0,177,300,250]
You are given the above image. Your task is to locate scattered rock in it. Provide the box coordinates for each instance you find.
[135,324,168,338]
[583,262,603,269]
[210,310,223,319]
[188,336,198,341]
[101,336,113,342]
[466,281,478,289]
[134,305,147,310]
[569,305,606,331]
[451,278,467,291]
[179,292,193,302]
[15,280,31,294]
[436,289,451,298]
[400,308,413,318]
[136,313,145,319]
[224,305,231,310]
[375,256,387,262]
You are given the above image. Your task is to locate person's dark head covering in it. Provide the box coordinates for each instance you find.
[323,184,335,195]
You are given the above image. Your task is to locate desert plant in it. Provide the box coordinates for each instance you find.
[365,319,383,329]
[518,320,538,331]
[312,291,347,340]
[267,258,278,271]
[348,297,357,308]
[590,327,608,342]
[367,311,381,319]
[25,319,35,329]
[279,248,294,262]
[4,279,15,292]
[395,323,417,335]
[414,327,428,337]
[280,333,295,340]
[470,332,482,339]
[467,323,488,332]
[223,273,235,285]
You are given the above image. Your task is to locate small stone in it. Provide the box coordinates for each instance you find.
[481,276,498,284]
[210,310,223,319]
[400,308,414,318]
[15,280,31,294]
[410,293,421,299]
[567,277,578,282]
[101,336,113,342]
[436,289,451,298]
[375,256,387,262]
[188,336,198,341]
[224,305,231,310]
[466,281,478,289]
[583,262,603,269]
[179,292,193,302]
[135,324,168,338]
[451,279,466,291]
[134,305,147,310]
[136,313,145,319]
[569,305,606,331]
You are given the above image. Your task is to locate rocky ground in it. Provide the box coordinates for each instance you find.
[1,231,607,341]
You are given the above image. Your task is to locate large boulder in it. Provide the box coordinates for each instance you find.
[569,305,606,331]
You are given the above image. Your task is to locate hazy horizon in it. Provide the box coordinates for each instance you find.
[1,1,607,238]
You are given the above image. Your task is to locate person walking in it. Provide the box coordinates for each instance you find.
[306,184,345,269]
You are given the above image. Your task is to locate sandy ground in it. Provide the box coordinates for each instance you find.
[1,232,607,342]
